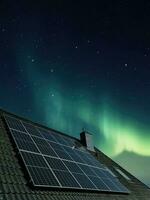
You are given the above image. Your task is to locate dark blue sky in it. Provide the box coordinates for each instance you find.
[0,0,150,186]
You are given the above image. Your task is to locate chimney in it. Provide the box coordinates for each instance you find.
[80,129,95,152]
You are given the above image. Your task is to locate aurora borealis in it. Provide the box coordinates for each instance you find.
[0,1,150,186]
[25,65,150,158]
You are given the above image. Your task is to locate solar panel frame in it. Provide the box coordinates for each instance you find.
[53,170,81,188]
[9,129,40,153]
[45,157,68,171]
[22,122,43,138]
[4,114,130,193]
[72,173,97,189]
[38,128,57,142]
[78,164,97,176]
[87,176,110,191]
[27,166,61,187]
[4,115,27,132]
[20,121,62,187]
[63,161,84,174]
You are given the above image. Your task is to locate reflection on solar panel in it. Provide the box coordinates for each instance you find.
[4,114,129,193]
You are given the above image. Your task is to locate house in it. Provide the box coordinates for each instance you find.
[0,109,150,200]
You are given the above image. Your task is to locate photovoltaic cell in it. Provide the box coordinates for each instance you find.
[4,114,129,193]
[37,145,58,157]
[53,148,73,160]
[72,173,96,189]
[27,166,60,186]
[48,141,64,151]
[45,157,67,171]
[63,161,83,174]
[5,115,26,132]
[15,140,39,153]
[53,134,69,146]
[22,122,42,137]
[101,178,120,191]
[32,136,50,146]
[53,170,80,188]
[68,152,85,164]
[11,130,32,142]
[38,129,57,142]
[11,130,39,153]
[20,151,48,167]
[78,164,96,176]
[113,179,129,192]
[93,168,108,179]
[88,176,109,190]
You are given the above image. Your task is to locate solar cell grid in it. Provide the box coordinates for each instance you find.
[54,148,73,160]
[37,144,58,157]
[78,164,96,176]
[20,151,48,168]
[88,176,109,191]
[48,141,64,151]
[22,122,42,137]
[53,170,80,188]
[27,166,60,186]
[63,161,83,174]
[112,179,129,192]
[11,130,32,142]
[72,173,96,189]
[104,170,116,179]
[45,157,67,171]
[62,137,75,147]
[53,134,69,146]
[31,136,50,147]
[38,129,57,142]
[76,153,95,166]
[10,130,39,153]
[5,115,26,132]
[4,114,130,193]
[68,152,85,164]
[101,178,119,191]
[63,146,75,154]
[15,139,39,153]
[93,168,108,179]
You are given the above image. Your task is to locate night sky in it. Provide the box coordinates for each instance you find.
[0,1,150,186]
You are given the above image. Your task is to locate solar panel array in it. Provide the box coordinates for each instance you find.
[4,114,129,193]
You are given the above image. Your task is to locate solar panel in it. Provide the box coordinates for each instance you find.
[27,166,60,186]
[4,114,129,193]
[72,173,96,189]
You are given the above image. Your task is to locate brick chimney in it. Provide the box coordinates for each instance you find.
[80,129,95,152]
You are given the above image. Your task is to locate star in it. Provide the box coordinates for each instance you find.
[75,46,78,49]
[50,69,54,73]
[50,93,55,97]
[31,59,35,62]
[124,63,128,67]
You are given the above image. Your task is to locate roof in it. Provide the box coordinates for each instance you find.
[0,109,150,200]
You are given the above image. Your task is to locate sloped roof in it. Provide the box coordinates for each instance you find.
[0,109,150,200]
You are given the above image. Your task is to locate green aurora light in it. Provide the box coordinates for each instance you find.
[23,66,150,158]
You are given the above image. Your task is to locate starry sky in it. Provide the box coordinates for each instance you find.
[0,1,150,186]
